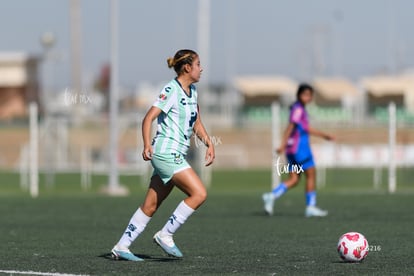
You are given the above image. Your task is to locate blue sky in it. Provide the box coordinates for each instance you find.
[1,0,413,90]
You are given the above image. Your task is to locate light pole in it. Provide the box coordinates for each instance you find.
[102,0,129,196]
[69,0,82,95]
[40,31,56,113]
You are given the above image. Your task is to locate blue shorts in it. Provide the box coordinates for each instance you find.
[286,153,315,172]
[151,153,191,184]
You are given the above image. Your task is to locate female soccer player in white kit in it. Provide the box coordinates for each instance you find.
[111,49,215,261]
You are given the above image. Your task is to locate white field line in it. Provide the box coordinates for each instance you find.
[0,270,89,276]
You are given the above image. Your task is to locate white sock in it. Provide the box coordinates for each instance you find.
[117,208,151,249]
[161,200,195,236]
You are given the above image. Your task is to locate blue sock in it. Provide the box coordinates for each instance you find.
[271,183,288,199]
[306,191,317,206]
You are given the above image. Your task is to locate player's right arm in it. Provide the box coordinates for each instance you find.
[142,84,176,160]
[276,122,295,154]
[142,106,162,160]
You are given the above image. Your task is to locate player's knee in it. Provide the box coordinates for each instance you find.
[291,174,300,186]
[194,188,208,205]
[290,182,299,188]
[141,202,158,216]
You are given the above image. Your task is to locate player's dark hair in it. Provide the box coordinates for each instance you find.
[167,49,198,75]
[296,83,313,101]
[296,83,314,103]
[290,83,314,109]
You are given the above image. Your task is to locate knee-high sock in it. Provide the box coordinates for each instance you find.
[306,191,317,206]
[161,200,195,236]
[117,208,151,248]
[271,182,288,199]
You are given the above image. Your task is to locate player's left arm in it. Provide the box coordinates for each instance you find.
[308,127,335,141]
[193,105,215,166]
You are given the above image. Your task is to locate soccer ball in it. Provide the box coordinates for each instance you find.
[337,232,369,262]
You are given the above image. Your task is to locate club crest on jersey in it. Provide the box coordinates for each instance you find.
[159,93,167,101]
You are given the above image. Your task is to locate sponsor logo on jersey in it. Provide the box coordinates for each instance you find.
[180,98,197,106]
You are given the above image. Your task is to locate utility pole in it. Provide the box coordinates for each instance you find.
[104,0,129,196]
[69,0,82,94]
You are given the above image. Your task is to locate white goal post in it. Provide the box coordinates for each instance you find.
[271,102,281,189]
[29,102,39,198]
[388,102,396,193]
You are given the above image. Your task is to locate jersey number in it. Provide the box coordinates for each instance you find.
[189,112,197,128]
[184,112,197,141]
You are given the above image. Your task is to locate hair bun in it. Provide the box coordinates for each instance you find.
[167,57,175,68]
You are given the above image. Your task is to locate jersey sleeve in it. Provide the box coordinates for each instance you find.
[153,85,176,113]
[290,105,303,124]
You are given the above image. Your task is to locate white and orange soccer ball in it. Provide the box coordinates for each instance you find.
[337,232,369,262]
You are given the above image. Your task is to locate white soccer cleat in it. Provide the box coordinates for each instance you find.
[262,192,275,216]
[305,206,328,217]
[111,245,143,261]
[153,231,183,258]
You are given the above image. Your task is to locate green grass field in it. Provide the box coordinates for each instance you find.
[1,169,414,275]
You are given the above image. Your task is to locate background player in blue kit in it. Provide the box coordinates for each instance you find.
[111,49,215,261]
[262,83,334,217]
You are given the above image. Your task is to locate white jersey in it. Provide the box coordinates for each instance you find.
[151,78,198,155]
